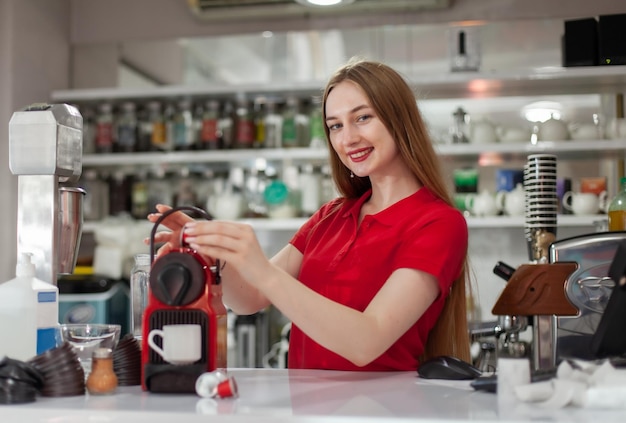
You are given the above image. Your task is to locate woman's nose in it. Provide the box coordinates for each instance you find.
[339,124,359,145]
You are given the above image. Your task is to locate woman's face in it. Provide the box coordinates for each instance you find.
[325,80,402,179]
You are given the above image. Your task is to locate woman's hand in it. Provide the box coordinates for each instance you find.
[145,204,194,257]
[182,220,273,288]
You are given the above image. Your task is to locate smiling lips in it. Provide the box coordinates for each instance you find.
[349,148,373,162]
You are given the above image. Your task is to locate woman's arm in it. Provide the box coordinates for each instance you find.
[147,204,282,314]
[220,243,303,315]
[183,220,440,367]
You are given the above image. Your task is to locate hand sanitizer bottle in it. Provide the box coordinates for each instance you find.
[0,253,59,361]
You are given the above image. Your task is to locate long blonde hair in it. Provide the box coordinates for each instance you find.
[321,59,471,363]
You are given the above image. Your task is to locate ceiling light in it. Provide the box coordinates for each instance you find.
[295,0,355,7]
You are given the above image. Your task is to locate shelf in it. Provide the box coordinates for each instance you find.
[465,214,603,229]
[52,65,626,103]
[435,139,626,161]
[82,147,329,167]
[411,65,626,99]
[83,214,603,233]
[80,140,626,168]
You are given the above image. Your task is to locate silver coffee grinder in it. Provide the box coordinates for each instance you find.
[9,103,85,285]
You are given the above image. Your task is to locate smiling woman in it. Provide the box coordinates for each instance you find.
[148,58,471,371]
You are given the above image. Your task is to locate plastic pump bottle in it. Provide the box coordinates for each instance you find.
[0,253,59,361]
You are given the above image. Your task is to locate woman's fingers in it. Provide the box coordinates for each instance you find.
[184,221,258,263]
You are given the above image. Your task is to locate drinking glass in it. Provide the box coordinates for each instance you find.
[58,323,121,378]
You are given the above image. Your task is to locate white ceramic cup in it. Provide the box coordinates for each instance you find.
[148,324,202,365]
[562,191,607,215]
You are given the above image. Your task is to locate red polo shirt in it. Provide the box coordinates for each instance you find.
[288,187,468,371]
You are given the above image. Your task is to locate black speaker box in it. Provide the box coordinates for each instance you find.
[598,13,626,65]
[562,17,598,67]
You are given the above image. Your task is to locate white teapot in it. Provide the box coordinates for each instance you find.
[496,125,531,143]
[562,191,607,215]
[469,118,498,144]
[568,122,601,140]
[537,117,569,141]
[495,183,525,216]
[465,189,501,217]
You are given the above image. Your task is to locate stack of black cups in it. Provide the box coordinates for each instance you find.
[524,154,558,262]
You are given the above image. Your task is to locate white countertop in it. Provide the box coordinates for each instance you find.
[2,368,624,423]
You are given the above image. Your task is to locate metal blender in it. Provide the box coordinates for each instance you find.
[9,103,85,285]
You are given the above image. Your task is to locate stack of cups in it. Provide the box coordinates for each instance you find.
[524,154,558,263]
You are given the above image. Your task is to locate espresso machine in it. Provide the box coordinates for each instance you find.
[141,206,227,394]
[9,103,85,285]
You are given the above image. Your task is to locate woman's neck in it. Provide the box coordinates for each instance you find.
[361,176,422,217]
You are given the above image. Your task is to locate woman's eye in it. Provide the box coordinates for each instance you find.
[328,123,341,131]
[357,114,371,122]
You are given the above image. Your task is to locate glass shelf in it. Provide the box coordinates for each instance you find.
[52,65,626,102]
[81,139,626,168]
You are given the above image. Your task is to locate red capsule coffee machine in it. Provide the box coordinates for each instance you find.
[141,206,227,393]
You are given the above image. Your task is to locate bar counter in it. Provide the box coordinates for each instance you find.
[3,368,624,423]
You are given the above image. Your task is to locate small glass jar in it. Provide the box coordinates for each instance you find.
[130,254,151,339]
[86,348,118,395]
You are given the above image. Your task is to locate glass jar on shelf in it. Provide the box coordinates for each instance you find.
[234,97,255,149]
[131,170,149,220]
[95,102,114,154]
[81,105,96,155]
[135,105,152,152]
[116,101,138,153]
[146,101,169,152]
[219,101,235,150]
[253,97,266,149]
[308,96,325,149]
[146,167,173,213]
[200,99,220,150]
[263,99,282,149]
[172,99,194,151]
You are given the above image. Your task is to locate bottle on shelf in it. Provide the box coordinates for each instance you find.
[608,176,626,231]
[162,102,176,152]
[282,96,300,148]
[147,101,168,152]
[173,99,195,151]
[299,163,321,217]
[131,170,149,220]
[199,99,221,150]
[263,99,282,149]
[108,170,132,217]
[219,101,235,149]
[116,101,138,153]
[135,105,152,152]
[174,167,199,212]
[295,98,311,147]
[95,102,114,154]
[253,97,266,149]
[234,97,255,149]
[308,96,326,149]
[244,164,270,218]
[81,105,96,155]
[146,167,174,213]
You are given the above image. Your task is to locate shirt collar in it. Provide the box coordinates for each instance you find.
[341,187,436,226]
